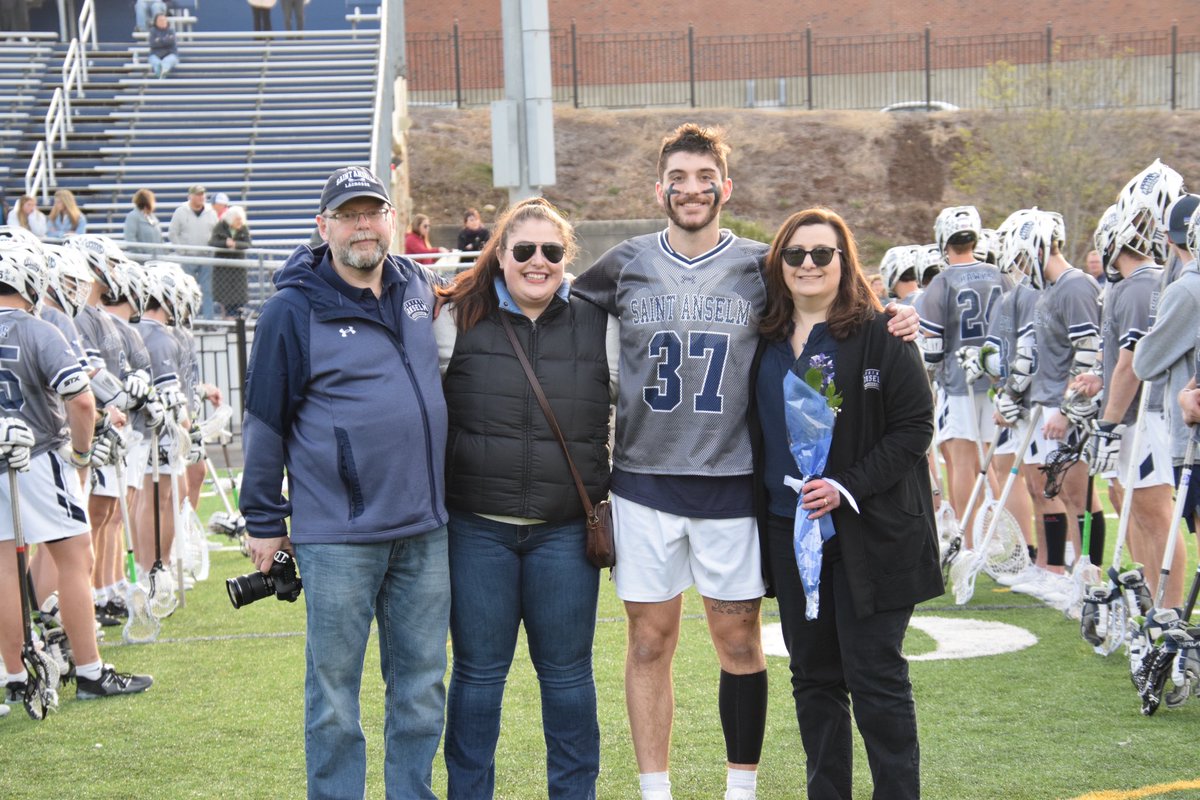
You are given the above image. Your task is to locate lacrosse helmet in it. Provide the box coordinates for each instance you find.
[65,234,126,302]
[0,243,49,309]
[42,243,94,318]
[934,205,982,254]
[974,227,1001,265]
[180,272,202,324]
[143,260,186,321]
[1116,159,1186,263]
[878,246,920,297]
[113,259,151,322]
[1004,210,1057,290]
[1093,204,1125,283]
[916,243,944,287]
[0,225,45,252]
[1189,204,1200,265]
[995,210,1032,278]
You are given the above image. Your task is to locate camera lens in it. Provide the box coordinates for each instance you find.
[226,570,275,609]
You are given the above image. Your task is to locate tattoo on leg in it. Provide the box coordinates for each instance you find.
[711,599,759,616]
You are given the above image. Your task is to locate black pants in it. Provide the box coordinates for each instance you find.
[280,0,302,30]
[251,6,271,31]
[766,514,920,800]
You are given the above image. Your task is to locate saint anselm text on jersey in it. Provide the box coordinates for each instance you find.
[628,293,752,327]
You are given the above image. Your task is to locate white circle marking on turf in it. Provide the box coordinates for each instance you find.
[761,616,1038,661]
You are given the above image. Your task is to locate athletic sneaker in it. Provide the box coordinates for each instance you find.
[104,598,129,620]
[995,564,1042,588]
[93,605,121,628]
[75,666,153,700]
[0,702,9,718]
[4,681,26,704]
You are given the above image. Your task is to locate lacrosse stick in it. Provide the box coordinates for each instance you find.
[204,453,246,538]
[7,468,60,720]
[976,408,1041,583]
[115,456,159,644]
[1087,388,1154,657]
[929,385,961,562]
[1152,438,1196,611]
[952,407,1041,604]
[171,461,208,586]
[146,429,178,620]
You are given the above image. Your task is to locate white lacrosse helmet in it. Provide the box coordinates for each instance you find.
[1188,204,1200,265]
[878,246,920,297]
[1093,204,1125,283]
[1003,210,1057,290]
[934,205,983,254]
[974,227,1000,265]
[42,243,94,318]
[995,210,1031,277]
[1116,159,1186,263]
[65,234,126,300]
[0,225,45,252]
[114,259,151,321]
[143,260,186,320]
[180,272,201,323]
[0,243,49,309]
[916,243,944,286]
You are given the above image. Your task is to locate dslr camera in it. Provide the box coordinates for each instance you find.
[227,550,303,609]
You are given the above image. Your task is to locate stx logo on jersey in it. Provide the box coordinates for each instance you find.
[404,298,430,320]
[863,369,881,391]
[339,326,356,338]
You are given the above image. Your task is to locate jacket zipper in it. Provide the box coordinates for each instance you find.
[380,319,442,525]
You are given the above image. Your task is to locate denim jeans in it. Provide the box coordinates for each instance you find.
[294,527,450,800]
[445,511,600,800]
[135,0,165,30]
[183,262,214,318]
[148,53,178,77]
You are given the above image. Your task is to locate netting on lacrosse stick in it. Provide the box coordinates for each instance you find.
[8,469,60,720]
[975,500,1030,581]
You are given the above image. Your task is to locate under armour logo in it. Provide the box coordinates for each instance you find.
[339,326,356,337]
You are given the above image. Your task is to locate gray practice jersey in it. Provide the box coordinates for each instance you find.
[171,325,199,416]
[74,304,124,375]
[137,318,181,390]
[916,261,1006,396]
[572,230,767,476]
[108,314,152,435]
[985,282,1038,407]
[1030,268,1101,407]
[1101,264,1161,426]
[39,305,88,372]
[0,308,90,455]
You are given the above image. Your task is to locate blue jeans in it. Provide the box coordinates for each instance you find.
[294,527,450,800]
[445,512,600,800]
[183,262,214,317]
[148,53,178,76]
[135,0,166,30]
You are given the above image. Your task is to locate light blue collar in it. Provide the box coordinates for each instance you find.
[492,275,569,318]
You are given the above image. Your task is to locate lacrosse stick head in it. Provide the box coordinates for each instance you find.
[208,511,246,538]
[948,548,981,605]
[182,509,211,583]
[1040,437,1086,499]
[147,565,179,620]
[974,502,1030,581]
[1097,597,1129,656]
[122,584,161,645]
[1136,644,1174,715]
[197,405,234,445]
[18,644,60,720]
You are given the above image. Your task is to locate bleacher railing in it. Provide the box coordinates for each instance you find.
[77,0,98,52]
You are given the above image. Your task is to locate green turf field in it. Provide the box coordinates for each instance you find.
[3,486,1200,800]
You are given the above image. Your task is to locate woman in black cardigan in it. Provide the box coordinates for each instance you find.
[751,207,943,800]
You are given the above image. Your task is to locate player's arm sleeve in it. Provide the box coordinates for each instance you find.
[570,244,626,315]
[828,327,933,505]
[37,326,91,399]
[1115,290,1150,354]
[605,313,620,404]
[1064,287,1101,375]
[914,283,945,363]
[1133,284,1197,382]
[240,295,310,539]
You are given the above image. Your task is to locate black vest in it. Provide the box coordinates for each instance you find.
[443,296,611,522]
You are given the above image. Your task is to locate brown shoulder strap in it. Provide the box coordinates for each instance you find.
[499,312,596,518]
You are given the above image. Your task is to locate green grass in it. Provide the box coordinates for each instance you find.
[3,488,1200,799]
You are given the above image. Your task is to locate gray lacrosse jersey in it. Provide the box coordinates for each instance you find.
[1101,264,1161,426]
[896,288,922,308]
[75,304,124,374]
[916,261,1005,396]
[137,318,182,390]
[39,305,88,372]
[0,308,89,455]
[1030,268,1101,407]
[107,315,152,435]
[984,282,1038,407]
[171,325,199,416]
[572,230,767,476]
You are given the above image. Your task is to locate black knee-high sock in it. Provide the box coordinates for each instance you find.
[1044,513,1068,567]
[1079,512,1106,565]
[719,669,768,765]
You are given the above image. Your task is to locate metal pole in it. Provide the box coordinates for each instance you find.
[806,25,813,110]
[370,0,404,181]
[924,25,932,109]
[688,24,697,108]
[571,20,579,109]
[235,316,248,421]
[1045,23,1053,108]
[453,20,463,109]
[1170,23,1178,111]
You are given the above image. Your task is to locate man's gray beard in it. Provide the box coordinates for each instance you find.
[336,239,387,272]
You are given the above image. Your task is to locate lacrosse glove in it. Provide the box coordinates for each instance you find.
[1087,420,1124,475]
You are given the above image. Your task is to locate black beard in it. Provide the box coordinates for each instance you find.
[663,192,722,233]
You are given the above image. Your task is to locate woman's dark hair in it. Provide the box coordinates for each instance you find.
[437,197,577,332]
[759,207,882,342]
[133,188,155,212]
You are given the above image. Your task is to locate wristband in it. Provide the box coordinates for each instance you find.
[69,448,92,468]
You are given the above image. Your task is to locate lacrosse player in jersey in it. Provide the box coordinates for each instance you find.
[879,245,923,307]
[916,206,1007,542]
[1074,200,1181,607]
[0,245,153,701]
[572,124,918,800]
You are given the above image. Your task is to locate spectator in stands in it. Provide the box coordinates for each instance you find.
[404,213,447,265]
[455,207,491,254]
[212,192,231,220]
[47,189,87,238]
[122,189,164,253]
[6,195,47,238]
[208,205,253,317]
[0,0,31,32]
[134,0,165,32]
[280,0,303,31]
[248,0,275,32]
[1084,248,1106,284]
[168,185,218,317]
[148,12,179,79]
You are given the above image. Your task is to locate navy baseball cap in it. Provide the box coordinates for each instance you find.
[1166,194,1200,245]
[320,167,391,213]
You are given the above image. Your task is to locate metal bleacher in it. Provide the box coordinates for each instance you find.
[12,18,381,251]
[0,33,60,206]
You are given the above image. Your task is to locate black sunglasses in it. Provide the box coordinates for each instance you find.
[510,242,565,264]
[781,246,841,268]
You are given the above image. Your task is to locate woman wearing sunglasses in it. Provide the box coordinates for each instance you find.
[433,197,617,799]
[749,208,942,800]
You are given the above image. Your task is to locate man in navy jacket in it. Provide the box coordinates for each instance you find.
[240,167,450,800]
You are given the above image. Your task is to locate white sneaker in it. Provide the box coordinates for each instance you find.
[726,790,756,800]
[997,564,1042,588]
[1009,567,1053,594]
